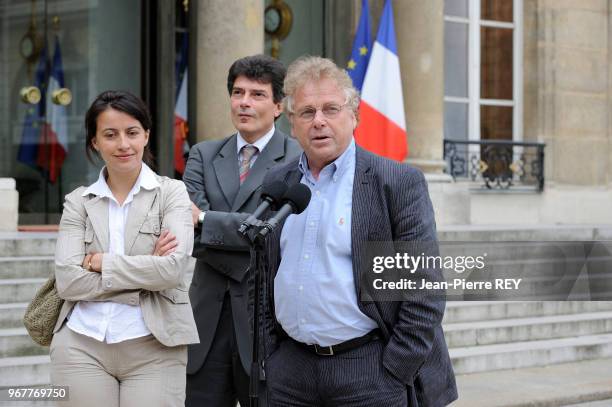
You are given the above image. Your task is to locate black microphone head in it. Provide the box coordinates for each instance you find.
[282,183,312,214]
[261,181,288,209]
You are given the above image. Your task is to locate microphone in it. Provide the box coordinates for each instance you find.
[256,183,312,240]
[238,181,288,235]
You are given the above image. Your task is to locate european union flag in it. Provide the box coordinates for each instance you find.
[346,0,371,91]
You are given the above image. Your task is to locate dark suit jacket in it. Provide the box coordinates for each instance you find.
[258,146,458,407]
[183,129,301,374]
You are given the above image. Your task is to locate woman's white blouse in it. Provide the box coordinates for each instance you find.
[66,164,157,343]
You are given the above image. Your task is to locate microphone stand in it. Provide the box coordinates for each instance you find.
[240,223,267,407]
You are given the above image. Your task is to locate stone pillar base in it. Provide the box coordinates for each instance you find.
[406,158,446,174]
[425,173,470,226]
[0,178,18,231]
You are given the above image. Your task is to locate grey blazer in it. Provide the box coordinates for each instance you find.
[53,175,199,347]
[183,129,301,374]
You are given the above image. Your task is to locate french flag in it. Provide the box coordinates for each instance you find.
[174,33,189,175]
[37,36,68,183]
[355,0,408,161]
[174,67,188,174]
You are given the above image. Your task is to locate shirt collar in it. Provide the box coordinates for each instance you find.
[237,125,275,154]
[299,138,356,182]
[82,163,160,203]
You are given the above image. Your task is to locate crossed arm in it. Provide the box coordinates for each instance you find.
[55,183,194,302]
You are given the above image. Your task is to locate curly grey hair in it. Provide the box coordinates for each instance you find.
[282,56,360,117]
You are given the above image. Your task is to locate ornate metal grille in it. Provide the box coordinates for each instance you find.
[443,139,545,192]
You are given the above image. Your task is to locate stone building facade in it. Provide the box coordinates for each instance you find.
[1,0,610,228]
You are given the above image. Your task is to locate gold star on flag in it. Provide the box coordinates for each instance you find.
[347,59,356,70]
[359,46,368,55]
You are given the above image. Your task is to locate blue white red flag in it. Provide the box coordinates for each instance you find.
[355,0,408,161]
[174,33,189,174]
[37,36,68,183]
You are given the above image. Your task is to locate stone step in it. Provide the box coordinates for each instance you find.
[437,225,612,242]
[0,279,46,304]
[452,357,612,407]
[445,311,612,347]
[0,233,57,257]
[443,301,612,323]
[0,355,50,387]
[0,328,47,358]
[562,401,612,407]
[450,333,612,374]
[0,303,27,329]
[0,257,54,280]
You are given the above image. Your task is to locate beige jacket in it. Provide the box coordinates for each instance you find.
[53,174,199,347]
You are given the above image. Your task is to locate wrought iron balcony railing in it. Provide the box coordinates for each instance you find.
[443,139,545,192]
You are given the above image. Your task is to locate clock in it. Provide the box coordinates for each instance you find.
[264,1,292,40]
[19,30,43,63]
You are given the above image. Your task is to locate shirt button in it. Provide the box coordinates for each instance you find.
[309,222,315,227]
[315,191,321,196]
[105,281,112,288]
[300,318,306,324]
[298,285,303,291]
[304,254,309,259]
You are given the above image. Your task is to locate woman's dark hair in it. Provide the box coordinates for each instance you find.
[84,90,155,167]
[227,54,286,103]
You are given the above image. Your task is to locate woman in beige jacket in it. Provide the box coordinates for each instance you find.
[51,90,198,407]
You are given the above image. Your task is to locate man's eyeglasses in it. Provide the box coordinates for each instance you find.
[294,102,348,122]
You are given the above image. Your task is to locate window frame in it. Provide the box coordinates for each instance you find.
[444,0,523,142]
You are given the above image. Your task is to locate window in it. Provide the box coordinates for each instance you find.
[444,0,522,142]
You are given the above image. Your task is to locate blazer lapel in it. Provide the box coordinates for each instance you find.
[232,131,287,212]
[213,135,240,208]
[83,196,110,252]
[351,147,374,297]
[124,188,159,255]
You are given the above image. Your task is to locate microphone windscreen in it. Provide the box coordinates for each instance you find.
[282,183,312,214]
[261,181,289,208]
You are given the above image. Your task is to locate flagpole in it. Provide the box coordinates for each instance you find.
[54,21,61,219]
[43,0,49,224]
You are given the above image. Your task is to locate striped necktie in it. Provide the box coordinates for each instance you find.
[239,145,258,185]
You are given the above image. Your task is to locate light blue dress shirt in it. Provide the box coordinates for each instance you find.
[274,139,377,346]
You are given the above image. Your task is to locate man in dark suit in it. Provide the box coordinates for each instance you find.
[257,56,458,406]
[182,54,301,407]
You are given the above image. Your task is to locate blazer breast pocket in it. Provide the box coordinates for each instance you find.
[136,215,161,254]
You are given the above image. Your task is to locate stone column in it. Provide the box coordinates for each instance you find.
[0,179,18,231]
[195,0,264,141]
[393,0,469,225]
[394,0,446,174]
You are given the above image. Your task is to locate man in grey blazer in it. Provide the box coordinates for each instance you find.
[257,57,458,406]
[182,55,301,407]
